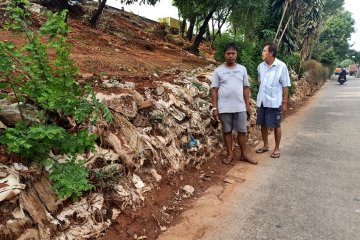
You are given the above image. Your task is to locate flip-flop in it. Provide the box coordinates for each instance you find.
[240,157,258,165]
[256,147,269,154]
[271,152,281,158]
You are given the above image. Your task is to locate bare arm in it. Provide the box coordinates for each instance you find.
[243,86,250,112]
[211,87,219,120]
[282,87,289,111]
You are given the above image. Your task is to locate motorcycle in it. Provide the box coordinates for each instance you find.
[338,75,346,85]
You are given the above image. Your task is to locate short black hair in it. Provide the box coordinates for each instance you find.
[263,42,277,57]
[224,42,238,53]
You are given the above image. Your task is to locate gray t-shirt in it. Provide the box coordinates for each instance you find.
[211,63,249,113]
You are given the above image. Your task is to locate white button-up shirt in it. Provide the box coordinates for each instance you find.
[256,58,291,108]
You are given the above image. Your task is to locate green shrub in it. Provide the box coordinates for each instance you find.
[249,77,259,100]
[280,52,303,78]
[302,60,328,86]
[320,48,337,68]
[50,159,93,201]
[289,76,296,97]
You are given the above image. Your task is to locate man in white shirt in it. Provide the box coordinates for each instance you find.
[211,43,257,165]
[255,43,291,158]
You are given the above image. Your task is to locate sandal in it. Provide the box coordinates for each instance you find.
[255,147,269,154]
[271,152,281,158]
[240,157,258,165]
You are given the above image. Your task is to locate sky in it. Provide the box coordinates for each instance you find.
[106,0,360,51]
[106,0,178,21]
[344,0,360,51]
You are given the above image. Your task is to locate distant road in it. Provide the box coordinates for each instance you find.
[158,76,360,240]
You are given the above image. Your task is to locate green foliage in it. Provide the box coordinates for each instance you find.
[318,10,355,60]
[50,159,93,201]
[339,59,353,67]
[289,76,296,97]
[302,60,328,85]
[1,123,65,163]
[249,77,259,100]
[281,52,303,77]
[192,81,207,92]
[319,48,337,67]
[0,3,112,200]
[228,0,269,41]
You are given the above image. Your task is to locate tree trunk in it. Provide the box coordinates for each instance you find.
[187,16,196,41]
[277,15,292,47]
[274,0,289,43]
[211,18,216,40]
[187,9,216,55]
[56,0,69,10]
[215,9,231,39]
[206,24,211,41]
[180,19,186,38]
[301,37,309,61]
[89,0,107,28]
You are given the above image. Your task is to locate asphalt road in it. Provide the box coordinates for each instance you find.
[158,76,360,240]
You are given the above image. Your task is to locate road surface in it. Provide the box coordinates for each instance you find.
[158,76,360,240]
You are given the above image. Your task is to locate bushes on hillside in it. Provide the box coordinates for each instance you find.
[302,60,329,86]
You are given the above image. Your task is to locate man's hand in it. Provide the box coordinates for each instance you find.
[282,102,288,112]
[246,105,251,121]
[212,108,219,120]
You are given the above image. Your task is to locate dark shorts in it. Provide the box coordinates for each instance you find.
[219,112,247,133]
[256,104,282,128]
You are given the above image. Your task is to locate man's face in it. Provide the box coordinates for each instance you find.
[224,48,237,64]
[262,45,272,61]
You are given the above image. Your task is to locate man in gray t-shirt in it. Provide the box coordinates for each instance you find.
[211,43,257,165]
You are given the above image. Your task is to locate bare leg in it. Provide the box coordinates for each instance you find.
[223,132,233,162]
[273,127,281,153]
[261,125,269,149]
[237,132,248,159]
[238,132,258,164]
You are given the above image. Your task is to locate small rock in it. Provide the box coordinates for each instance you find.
[181,135,188,144]
[132,174,145,189]
[111,208,121,220]
[100,75,109,80]
[138,100,154,110]
[224,178,236,184]
[224,176,246,184]
[150,169,162,182]
[0,121,7,129]
[13,163,28,171]
[155,86,165,96]
[0,172,7,178]
[182,185,194,196]
[79,73,93,79]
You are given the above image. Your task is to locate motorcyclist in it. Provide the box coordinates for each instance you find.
[338,68,347,81]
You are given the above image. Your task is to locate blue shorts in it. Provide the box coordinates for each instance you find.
[219,112,247,133]
[256,104,282,128]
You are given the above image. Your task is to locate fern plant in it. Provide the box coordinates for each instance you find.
[0,0,112,200]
